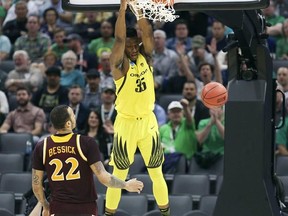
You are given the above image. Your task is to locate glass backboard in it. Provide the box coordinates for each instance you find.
[62,0,269,11]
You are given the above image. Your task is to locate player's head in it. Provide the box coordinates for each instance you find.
[50,105,76,131]
[125,27,140,61]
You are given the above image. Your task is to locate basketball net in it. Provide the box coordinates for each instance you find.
[128,0,178,22]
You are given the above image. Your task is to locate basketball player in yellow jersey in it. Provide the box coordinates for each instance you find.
[104,0,170,215]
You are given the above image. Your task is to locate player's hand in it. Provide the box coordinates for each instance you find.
[120,0,127,10]
[124,178,144,194]
[42,204,50,216]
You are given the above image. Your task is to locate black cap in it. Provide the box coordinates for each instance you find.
[45,66,61,77]
[102,84,116,93]
[86,69,100,79]
[63,33,83,43]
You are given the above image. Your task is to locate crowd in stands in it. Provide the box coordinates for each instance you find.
[0,0,287,173]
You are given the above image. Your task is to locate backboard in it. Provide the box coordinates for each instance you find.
[62,0,269,11]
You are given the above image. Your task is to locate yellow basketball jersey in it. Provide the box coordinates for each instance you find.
[115,54,155,117]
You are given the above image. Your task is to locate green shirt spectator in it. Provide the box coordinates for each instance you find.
[276,116,288,155]
[197,107,225,155]
[160,100,198,160]
[160,118,197,160]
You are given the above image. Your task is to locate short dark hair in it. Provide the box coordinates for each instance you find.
[198,62,214,73]
[126,27,138,38]
[50,105,70,130]
[43,7,59,21]
[16,86,31,95]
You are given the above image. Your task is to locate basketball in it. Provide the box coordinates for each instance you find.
[201,82,228,109]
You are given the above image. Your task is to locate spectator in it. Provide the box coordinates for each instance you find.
[182,81,210,129]
[83,69,102,110]
[40,7,60,41]
[0,86,46,141]
[49,28,69,61]
[206,20,227,52]
[276,107,288,155]
[32,66,69,123]
[72,11,101,44]
[96,85,117,125]
[276,19,288,59]
[276,67,288,99]
[79,109,113,164]
[5,50,44,93]
[99,51,115,89]
[14,14,51,62]
[3,0,38,26]
[65,33,98,73]
[88,20,115,58]
[264,1,285,54]
[0,26,12,61]
[43,50,58,68]
[68,84,89,132]
[166,19,192,54]
[187,35,214,79]
[153,29,179,92]
[264,0,285,29]
[2,0,28,44]
[60,50,85,89]
[160,100,198,173]
[162,44,195,93]
[195,107,225,168]
[42,0,74,32]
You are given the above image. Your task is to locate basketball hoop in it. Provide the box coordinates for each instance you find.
[128,0,178,22]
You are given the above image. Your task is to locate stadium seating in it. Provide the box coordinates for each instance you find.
[198,195,218,216]
[0,192,15,214]
[117,195,148,216]
[0,153,24,172]
[0,133,33,154]
[171,174,210,204]
[0,172,32,201]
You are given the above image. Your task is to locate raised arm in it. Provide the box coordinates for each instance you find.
[110,0,130,80]
[137,18,154,64]
[207,38,223,84]
[90,161,143,193]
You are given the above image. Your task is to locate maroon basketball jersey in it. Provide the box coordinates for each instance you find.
[33,133,101,214]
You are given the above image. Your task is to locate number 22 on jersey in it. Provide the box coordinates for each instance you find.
[49,157,80,181]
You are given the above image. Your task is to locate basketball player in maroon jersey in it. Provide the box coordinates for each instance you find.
[32,105,143,216]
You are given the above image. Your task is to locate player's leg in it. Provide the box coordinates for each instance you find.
[105,168,129,215]
[138,114,170,216]
[105,117,138,215]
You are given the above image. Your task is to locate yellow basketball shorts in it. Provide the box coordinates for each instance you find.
[109,113,164,169]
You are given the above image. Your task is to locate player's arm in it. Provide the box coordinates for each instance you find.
[110,0,129,80]
[32,169,49,213]
[137,17,154,65]
[90,161,143,193]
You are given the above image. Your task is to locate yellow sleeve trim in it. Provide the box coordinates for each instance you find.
[76,134,87,162]
[43,138,47,165]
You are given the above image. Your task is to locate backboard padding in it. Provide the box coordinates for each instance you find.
[62,0,269,11]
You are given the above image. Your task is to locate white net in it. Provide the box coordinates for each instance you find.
[128,0,179,22]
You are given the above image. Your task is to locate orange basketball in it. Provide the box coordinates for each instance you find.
[201,82,228,109]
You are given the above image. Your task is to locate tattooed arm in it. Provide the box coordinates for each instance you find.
[32,169,50,215]
[90,161,143,193]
